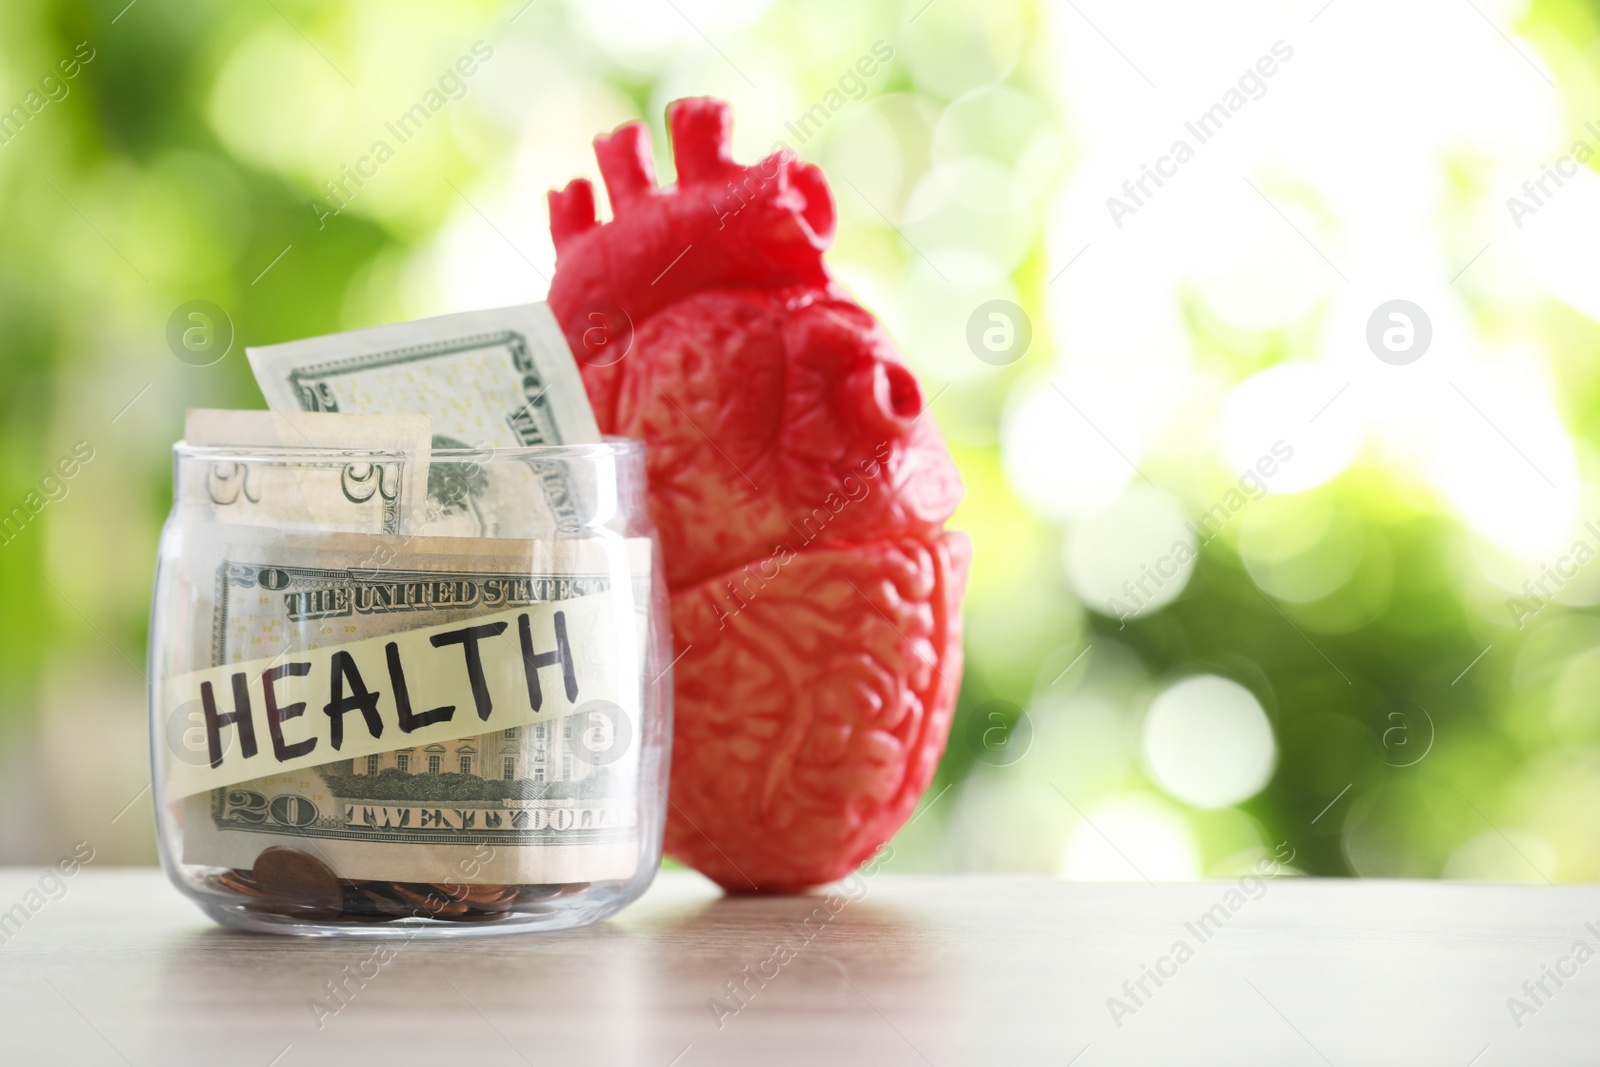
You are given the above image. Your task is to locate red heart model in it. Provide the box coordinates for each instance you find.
[548,97,970,891]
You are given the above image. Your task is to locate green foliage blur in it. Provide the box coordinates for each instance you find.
[3,0,1600,880]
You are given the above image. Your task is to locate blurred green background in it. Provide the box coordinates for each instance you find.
[4,0,1600,882]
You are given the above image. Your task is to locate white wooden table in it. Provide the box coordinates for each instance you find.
[0,869,1593,1065]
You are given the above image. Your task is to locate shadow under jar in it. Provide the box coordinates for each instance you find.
[148,440,672,937]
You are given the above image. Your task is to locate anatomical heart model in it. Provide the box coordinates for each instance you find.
[548,98,970,891]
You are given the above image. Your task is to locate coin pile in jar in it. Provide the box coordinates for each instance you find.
[211,847,589,924]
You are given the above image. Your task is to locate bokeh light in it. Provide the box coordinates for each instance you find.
[1142,675,1276,810]
[1063,486,1196,618]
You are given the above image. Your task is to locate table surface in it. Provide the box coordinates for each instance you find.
[0,868,1595,1066]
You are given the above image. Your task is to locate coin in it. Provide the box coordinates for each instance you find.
[452,882,518,905]
[251,846,344,913]
[216,869,264,897]
[359,884,420,918]
[390,882,469,916]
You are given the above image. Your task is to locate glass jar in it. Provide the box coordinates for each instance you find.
[148,440,671,937]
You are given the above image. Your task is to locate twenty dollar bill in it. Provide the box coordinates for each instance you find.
[244,303,600,450]
[166,528,651,885]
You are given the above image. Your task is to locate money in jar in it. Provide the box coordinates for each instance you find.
[149,307,672,936]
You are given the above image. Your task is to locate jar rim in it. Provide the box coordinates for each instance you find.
[173,435,644,463]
